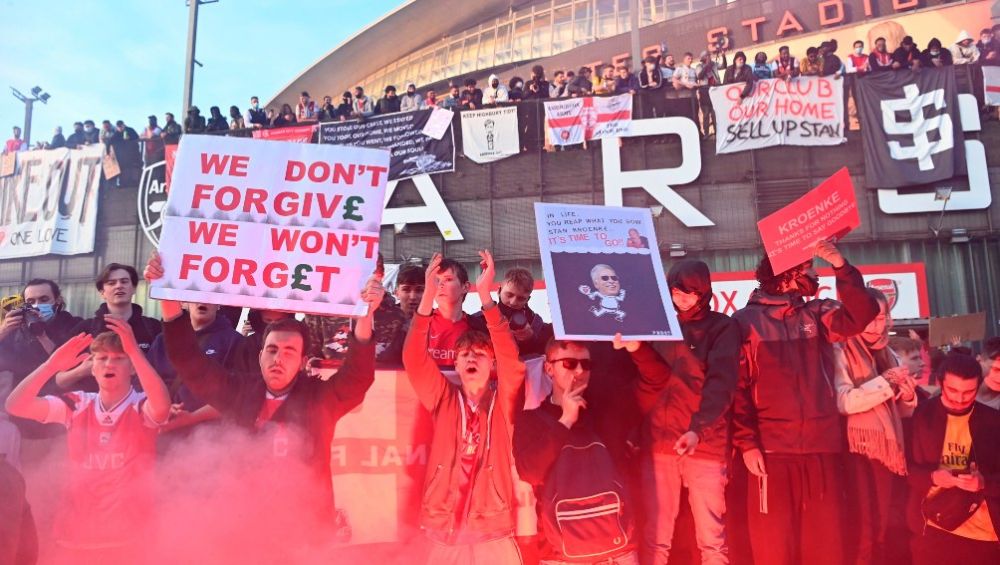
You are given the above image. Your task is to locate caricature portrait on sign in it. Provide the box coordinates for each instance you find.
[534,203,680,342]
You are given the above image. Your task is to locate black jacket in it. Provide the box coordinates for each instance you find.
[0,309,82,381]
[70,303,161,352]
[376,96,401,114]
[65,131,86,148]
[184,114,206,134]
[905,398,1000,537]
[638,260,741,460]
[732,262,879,455]
[163,311,375,521]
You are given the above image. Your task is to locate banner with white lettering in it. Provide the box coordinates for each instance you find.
[710,76,845,154]
[150,135,390,316]
[855,66,966,188]
[0,145,103,259]
[318,109,455,181]
[460,106,520,163]
[251,124,317,143]
[534,202,680,341]
[544,94,632,146]
[984,66,1000,106]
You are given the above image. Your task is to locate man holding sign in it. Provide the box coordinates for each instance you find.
[144,251,382,527]
[732,241,878,565]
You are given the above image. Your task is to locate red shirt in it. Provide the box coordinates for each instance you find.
[43,389,159,548]
[427,311,471,370]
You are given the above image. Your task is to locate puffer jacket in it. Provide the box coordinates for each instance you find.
[402,304,525,544]
[482,74,510,105]
[632,260,741,461]
[732,262,878,455]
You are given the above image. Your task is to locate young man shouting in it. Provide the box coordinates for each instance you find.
[6,319,171,563]
[403,251,526,564]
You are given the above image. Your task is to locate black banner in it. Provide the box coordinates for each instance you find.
[318,109,455,181]
[855,67,966,189]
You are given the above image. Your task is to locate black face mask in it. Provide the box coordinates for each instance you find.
[795,273,820,297]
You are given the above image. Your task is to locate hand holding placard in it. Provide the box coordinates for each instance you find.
[757,167,860,274]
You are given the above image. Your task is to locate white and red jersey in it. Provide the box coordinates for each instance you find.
[42,388,160,549]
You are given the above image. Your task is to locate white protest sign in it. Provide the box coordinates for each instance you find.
[150,135,390,317]
[421,107,454,140]
[534,202,681,341]
[0,145,103,259]
[460,106,520,163]
[710,76,845,154]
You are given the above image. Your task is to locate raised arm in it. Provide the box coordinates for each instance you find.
[476,250,525,423]
[321,276,381,418]
[104,316,170,424]
[5,333,92,421]
[402,252,449,411]
[813,241,879,339]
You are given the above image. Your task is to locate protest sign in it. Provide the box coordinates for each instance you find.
[150,135,390,317]
[251,124,317,143]
[318,109,455,181]
[757,167,860,275]
[534,202,680,341]
[929,312,986,348]
[0,145,103,259]
[460,106,520,163]
[983,66,1000,107]
[0,153,14,177]
[544,94,632,146]
[710,76,845,154]
[102,146,121,179]
[421,107,454,140]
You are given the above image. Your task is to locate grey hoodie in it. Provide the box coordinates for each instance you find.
[400,86,426,112]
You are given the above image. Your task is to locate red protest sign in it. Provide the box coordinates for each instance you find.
[757,167,860,275]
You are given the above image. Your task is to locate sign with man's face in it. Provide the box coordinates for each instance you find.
[534,202,681,342]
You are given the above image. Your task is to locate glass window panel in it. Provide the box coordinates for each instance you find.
[642,0,667,25]
[691,0,716,11]
[461,33,479,73]
[595,0,616,38]
[447,39,463,77]
[478,28,496,68]
[617,0,630,34]
[666,0,690,17]
[573,0,594,46]
[531,10,552,58]
[495,23,512,64]
[430,45,448,82]
[553,4,573,53]
[417,51,433,85]
[512,16,532,61]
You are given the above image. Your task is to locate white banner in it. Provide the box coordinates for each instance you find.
[984,66,1000,106]
[0,144,103,259]
[710,76,845,154]
[544,94,632,146]
[460,106,520,163]
[150,135,390,317]
[534,202,681,341]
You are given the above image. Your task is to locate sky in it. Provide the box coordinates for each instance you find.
[0,0,400,145]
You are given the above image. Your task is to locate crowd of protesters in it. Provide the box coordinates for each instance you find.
[6,24,1000,161]
[2,238,1000,565]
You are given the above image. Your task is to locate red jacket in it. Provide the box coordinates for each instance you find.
[402,304,525,543]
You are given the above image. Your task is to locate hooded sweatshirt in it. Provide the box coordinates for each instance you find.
[950,30,980,64]
[482,74,510,105]
[630,260,741,460]
[400,85,426,112]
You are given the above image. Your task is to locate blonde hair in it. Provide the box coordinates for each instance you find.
[90,331,124,354]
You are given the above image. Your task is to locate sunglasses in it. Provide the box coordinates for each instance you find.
[599,275,619,282]
[547,358,592,371]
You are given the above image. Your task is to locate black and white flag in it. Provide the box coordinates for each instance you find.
[460,106,520,164]
[855,67,966,188]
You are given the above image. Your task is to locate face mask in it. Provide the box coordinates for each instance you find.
[84,126,93,132]
[931,50,940,56]
[35,303,56,322]
[252,103,259,110]
[855,47,863,55]
[735,61,744,68]
[796,274,820,297]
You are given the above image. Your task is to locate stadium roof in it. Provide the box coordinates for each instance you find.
[268,0,517,106]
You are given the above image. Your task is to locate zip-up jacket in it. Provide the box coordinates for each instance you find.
[631,260,741,460]
[732,262,878,455]
[402,304,525,544]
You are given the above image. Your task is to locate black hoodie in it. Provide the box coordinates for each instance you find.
[630,260,741,460]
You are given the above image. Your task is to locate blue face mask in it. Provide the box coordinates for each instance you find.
[35,303,56,322]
